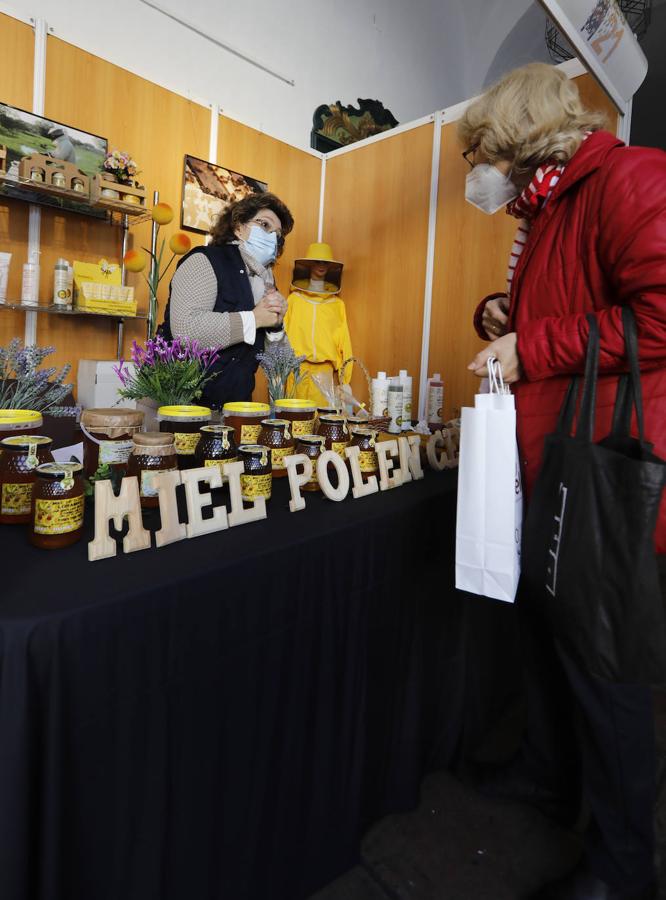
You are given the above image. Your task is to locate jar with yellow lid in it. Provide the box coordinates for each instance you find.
[127,432,178,508]
[273,399,316,438]
[80,407,144,478]
[316,414,351,458]
[0,435,54,524]
[157,405,211,469]
[30,462,85,549]
[295,434,326,492]
[0,410,43,447]
[238,445,272,501]
[258,419,295,478]
[194,425,238,482]
[222,402,271,447]
[350,427,380,477]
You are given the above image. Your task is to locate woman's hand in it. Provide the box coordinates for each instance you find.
[467,332,523,383]
[263,287,287,324]
[253,294,283,329]
[482,297,510,341]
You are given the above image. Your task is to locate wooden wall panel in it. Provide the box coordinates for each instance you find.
[322,125,434,413]
[217,117,321,403]
[0,14,35,353]
[37,37,211,388]
[428,72,621,421]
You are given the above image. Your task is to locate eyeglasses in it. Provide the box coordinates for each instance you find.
[250,216,282,238]
[462,144,479,169]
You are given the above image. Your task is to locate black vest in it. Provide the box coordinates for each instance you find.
[160,244,264,409]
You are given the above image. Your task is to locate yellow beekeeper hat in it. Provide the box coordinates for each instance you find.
[291,242,343,295]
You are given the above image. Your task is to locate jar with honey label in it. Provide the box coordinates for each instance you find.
[273,399,316,438]
[127,432,178,508]
[0,410,43,448]
[80,407,144,478]
[238,445,272,501]
[350,427,380,477]
[0,435,54,524]
[194,425,238,482]
[316,406,337,426]
[316,414,350,458]
[222,402,271,447]
[295,434,326,492]
[257,419,295,478]
[30,462,85,549]
[157,405,211,469]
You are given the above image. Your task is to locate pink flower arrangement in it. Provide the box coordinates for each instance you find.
[103,149,139,185]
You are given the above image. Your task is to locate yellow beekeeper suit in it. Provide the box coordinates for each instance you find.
[284,243,352,406]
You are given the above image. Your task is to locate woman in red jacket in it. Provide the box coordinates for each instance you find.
[460,63,666,900]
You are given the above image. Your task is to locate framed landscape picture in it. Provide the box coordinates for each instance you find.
[181,154,268,235]
[0,102,107,178]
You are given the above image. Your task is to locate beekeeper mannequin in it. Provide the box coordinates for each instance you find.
[284,243,352,406]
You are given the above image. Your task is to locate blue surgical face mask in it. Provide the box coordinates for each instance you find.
[242,225,278,267]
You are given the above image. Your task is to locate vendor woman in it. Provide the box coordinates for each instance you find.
[160,192,294,409]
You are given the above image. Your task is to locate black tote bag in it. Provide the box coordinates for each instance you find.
[521,307,666,684]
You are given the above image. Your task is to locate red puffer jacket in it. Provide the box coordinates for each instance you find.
[473,130,666,553]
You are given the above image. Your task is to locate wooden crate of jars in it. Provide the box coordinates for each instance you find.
[0,145,7,178]
[18,153,90,197]
[91,175,147,214]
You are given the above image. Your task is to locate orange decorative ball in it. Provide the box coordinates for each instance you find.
[123,249,148,273]
[169,233,192,255]
[152,202,174,225]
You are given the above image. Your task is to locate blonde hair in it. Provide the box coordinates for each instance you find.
[458,63,607,176]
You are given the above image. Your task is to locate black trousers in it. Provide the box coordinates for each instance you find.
[517,556,665,890]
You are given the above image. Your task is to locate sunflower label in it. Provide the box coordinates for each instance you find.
[174,432,200,455]
[240,424,262,444]
[1,483,33,516]
[34,496,84,535]
[240,473,272,500]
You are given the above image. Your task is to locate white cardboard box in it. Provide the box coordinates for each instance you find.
[77,359,137,410]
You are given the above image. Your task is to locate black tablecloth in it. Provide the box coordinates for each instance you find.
[0,470,521,900]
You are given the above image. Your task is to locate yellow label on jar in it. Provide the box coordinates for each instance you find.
[174,432,200,455]
[99,439,134,465]
[240,473,272,500]
[34,495,84,535]
[204,457,238,480]
[358,450,378,473]
[240,424,262,444]
[332,441,350,458]
[1,482,33,516]
[270,446,294,471]
[141,467,178,498]
[291,418,315,437]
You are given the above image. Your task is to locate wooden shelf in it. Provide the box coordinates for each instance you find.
[0,174,151,223]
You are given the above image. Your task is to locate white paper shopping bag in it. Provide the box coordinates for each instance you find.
[455,360,522,603]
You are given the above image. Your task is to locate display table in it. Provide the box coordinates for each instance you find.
[0,470,521,900]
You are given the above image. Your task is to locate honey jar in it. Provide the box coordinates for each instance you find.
[30,462,85,549]
[222,402,270,446]
[72,178,85,193]
[157,405,211,469]
[295,434,326,492]
[52,171,66,188]
[273,399,316,438]
[194,425,238,481]
[258,419,295,478]
[0,435,54,524]
[350,427,380,477]
[80,407,144,478]
[316,414,350,458]
[0,409,43,448]
[238,445,272,501]
[316,406,337,425]
[127,432,178,509]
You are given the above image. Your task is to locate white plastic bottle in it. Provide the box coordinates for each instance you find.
[398,369,413,430]
[387,382,404,433]
[21,251,40,307]
[427,373,444,432]
[371,371,390,417]
[53,258,72,307]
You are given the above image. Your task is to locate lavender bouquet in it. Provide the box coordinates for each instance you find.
[0,338,78,416]
[256,342,308,406]
[114,336,221,406]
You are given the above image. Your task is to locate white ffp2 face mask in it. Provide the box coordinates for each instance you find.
[243,225,278,267]
[465,164,519,215]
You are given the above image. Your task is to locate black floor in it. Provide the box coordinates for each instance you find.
[311,698,666,900]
